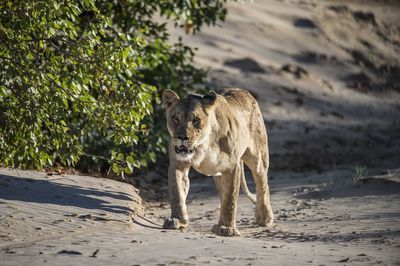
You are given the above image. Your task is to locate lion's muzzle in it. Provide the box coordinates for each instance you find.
[175,145,195,155]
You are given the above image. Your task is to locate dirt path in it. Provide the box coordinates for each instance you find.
[142,170,400,265]
[1,168,399,265]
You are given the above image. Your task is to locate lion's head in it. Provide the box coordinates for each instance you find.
[162,90,217,162]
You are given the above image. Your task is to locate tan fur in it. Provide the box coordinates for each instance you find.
[162,88,274,236]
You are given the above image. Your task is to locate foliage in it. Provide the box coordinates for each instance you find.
[0,0,228,174]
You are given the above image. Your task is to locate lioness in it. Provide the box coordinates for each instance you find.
[162,88,273,236]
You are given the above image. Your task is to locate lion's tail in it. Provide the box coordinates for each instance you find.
[240,160,256,204]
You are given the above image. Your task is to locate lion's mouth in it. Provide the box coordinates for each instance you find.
[175,145,195,155]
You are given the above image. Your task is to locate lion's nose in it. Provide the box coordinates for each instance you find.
[177,136,188,141]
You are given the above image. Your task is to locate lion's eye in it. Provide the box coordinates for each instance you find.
[172,115,179,122]
[193,117,201,125]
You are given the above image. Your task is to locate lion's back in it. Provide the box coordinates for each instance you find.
[219,88,260,115]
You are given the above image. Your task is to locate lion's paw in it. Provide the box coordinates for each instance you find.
[256,212,274,227]
[163,217,188,230]
[256,205,274,227]
[211,224,240,237]
[256,216,274,227]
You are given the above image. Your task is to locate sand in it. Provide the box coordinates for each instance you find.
[1,0,400,265]
[1,168,399,265]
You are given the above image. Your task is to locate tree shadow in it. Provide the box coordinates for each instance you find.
[0,174,134,215]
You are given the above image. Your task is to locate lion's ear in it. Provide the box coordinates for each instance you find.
[162,90,180,109]
[202,91,217,106]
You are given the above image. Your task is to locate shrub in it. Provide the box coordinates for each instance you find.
[0,0,227,175]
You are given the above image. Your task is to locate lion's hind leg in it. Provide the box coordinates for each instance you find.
[243,150,274,227]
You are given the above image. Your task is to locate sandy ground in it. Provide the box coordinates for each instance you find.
[1,0,400,265]
[1,168,399,265]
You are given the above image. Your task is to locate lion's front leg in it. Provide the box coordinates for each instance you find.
[163,165,190,230]
[212,164,241,236]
